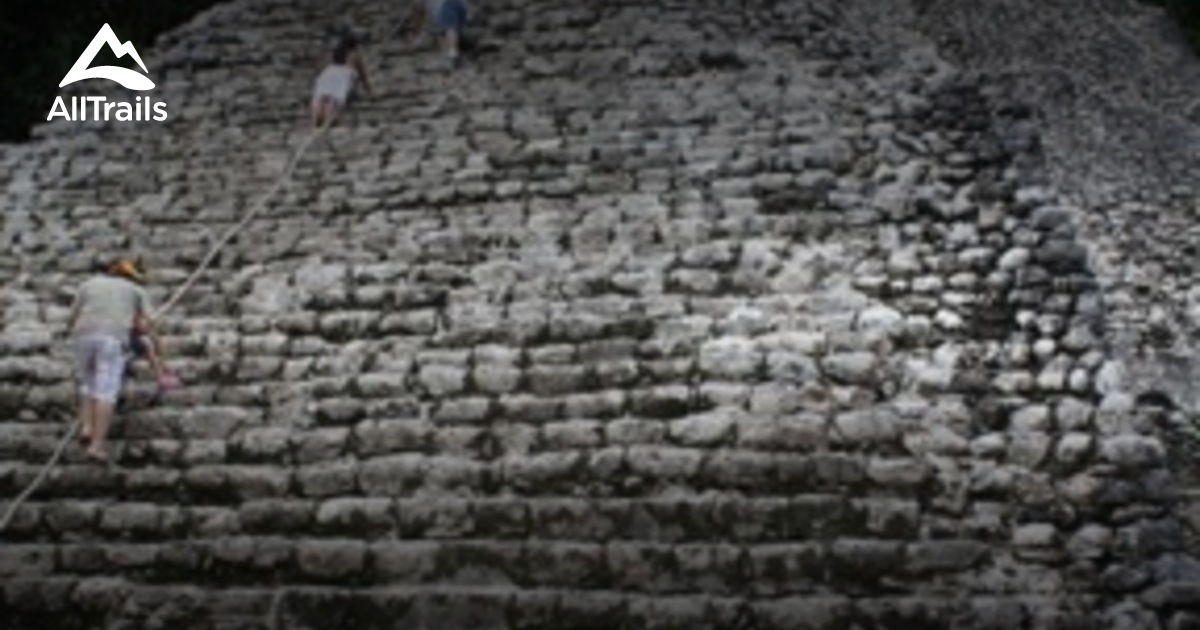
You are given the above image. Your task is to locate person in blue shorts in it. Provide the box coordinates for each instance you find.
[401,0,471,65]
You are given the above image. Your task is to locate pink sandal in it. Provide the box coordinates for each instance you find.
[157,372,182,392]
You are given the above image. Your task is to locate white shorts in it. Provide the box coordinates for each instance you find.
[74,334,126,403]
[312,65,356,109]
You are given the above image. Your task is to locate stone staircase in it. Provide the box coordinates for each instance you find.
[2,0,1199,628]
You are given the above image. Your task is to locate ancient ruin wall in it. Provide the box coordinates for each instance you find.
[914,0,1200,552]
[1,0,1198,628]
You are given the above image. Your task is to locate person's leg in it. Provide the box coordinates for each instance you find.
[446,29,460,60]
[73,336,96,443]
[85,336,126,462]
[322,98,341,126]
[312,96,324,126]
[88,400,114,462]
[434,0,467,61]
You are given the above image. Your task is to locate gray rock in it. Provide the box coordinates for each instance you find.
[297,460,358,498]
[766,351,821,384]
[699,336,761,379]
[1010,405,1051,433]
[821,352,879,385]
[1141,582,1200,609]
[295,540,366,580]
[358,454,427,496]
[1099,601,1161,630]
[1099,435,1165,469]
[293,428,349,464]
[998,247,1031,271]
[902,425,969,456]
[933,309,965,331]
[749,384,808,416]
[1055,398,1094,430]
[473,364,522,395]
[315,498,394,533]
[753,597,852,629]
[1095,360,1127,395]
[738,413,827,450]
[1008,432,1051,467]
[669,408,738,447]
[906,540,989,573]
[353,420,430,456]
[542,420,603,449]
[226,466,292,500]
[866,458,930,487]
[1095,392,1146,435]
[99,504,163,534]
[970,433,1007,459]
[856,305,904,335]
[1013,523,1059,548]
[418,364,468,397]
[1055,433,1093,466]
[604,418,665,445]
[626,446,703,479]
[1066,524,1113,560]
[832,408,901,446]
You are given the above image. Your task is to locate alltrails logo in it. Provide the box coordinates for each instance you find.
[47,23,168,122]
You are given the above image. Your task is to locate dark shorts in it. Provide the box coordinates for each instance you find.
[436,0,468,31]
[129,330,150,358]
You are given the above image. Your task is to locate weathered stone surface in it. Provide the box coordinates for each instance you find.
[1,1,1197,627]
[821,352,879,385]
[669,408,737,447]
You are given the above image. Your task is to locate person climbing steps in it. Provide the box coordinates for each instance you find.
[400,0,471,67]
[116,258,182,408]
[68,257,174,463]
[311,32,374,127]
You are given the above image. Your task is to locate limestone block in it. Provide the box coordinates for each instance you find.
[295,540,366,581]
[821,352,879,385]
[669,408,738,447]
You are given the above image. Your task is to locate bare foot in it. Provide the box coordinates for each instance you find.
[85,448,108,465]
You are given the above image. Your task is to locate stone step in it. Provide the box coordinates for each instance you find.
[1180,489,1200,544]
[0,447,932,503]
[0,535,991,595]
[0,495,920,544]
[0,579,1100,630]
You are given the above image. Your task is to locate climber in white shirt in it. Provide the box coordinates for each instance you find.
[67,258,156,464]
[311,34,374,127]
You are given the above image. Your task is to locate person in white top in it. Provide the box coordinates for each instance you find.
[311,35,374,127]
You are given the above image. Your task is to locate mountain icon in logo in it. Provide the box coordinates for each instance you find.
[59,23,154,91]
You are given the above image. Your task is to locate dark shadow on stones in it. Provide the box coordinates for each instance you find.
[274,590,413,630]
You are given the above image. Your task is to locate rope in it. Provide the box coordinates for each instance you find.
[153,119,333,318]
[0,119,334,534]
[0,414,80,531]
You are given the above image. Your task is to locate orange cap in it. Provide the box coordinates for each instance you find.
[109,259,144,282]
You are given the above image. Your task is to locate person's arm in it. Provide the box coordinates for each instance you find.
[135,289,166,377]
[351,50,373,96]
[135,312,168,376]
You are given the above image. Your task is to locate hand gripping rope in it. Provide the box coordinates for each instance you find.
[0,119,335,533]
